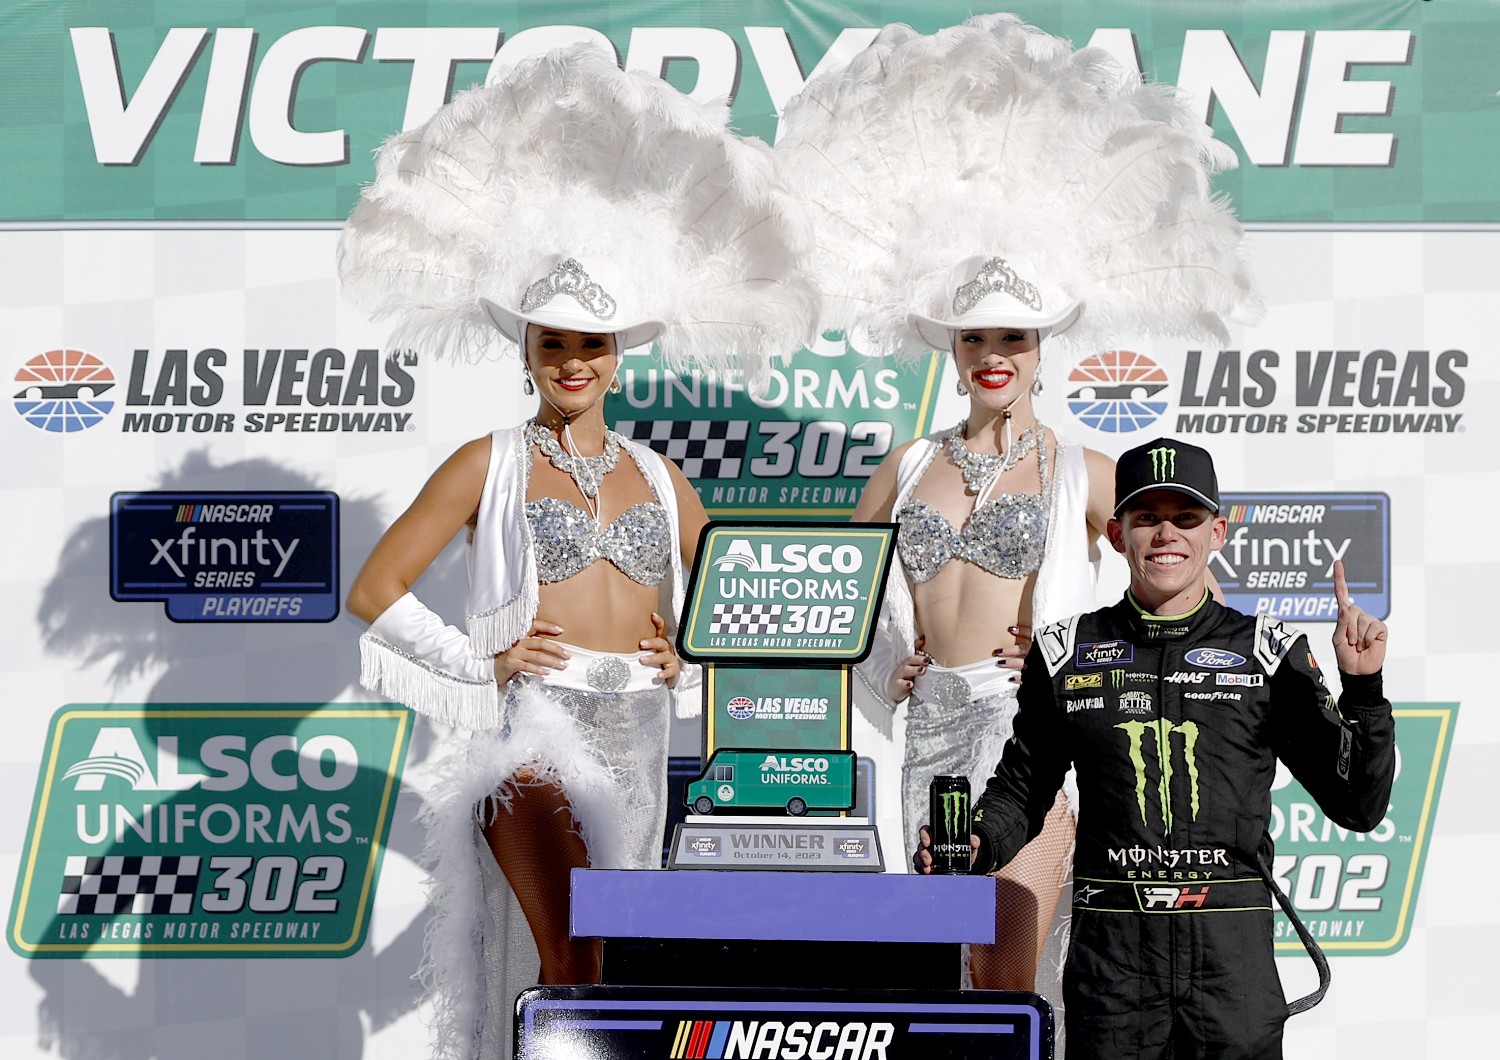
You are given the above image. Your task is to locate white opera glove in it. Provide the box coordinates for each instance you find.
[360,592,501,729]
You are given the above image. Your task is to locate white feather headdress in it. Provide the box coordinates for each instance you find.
[338,43,817,383]
[775,14,1261,361]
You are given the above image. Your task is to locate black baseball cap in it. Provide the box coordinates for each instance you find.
[1113,438,1220,517]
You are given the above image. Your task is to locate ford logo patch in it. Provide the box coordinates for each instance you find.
[1185,648,1246,669]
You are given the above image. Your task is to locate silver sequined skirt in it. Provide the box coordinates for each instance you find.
[422,662,673,1060]
[501,667,671,870]
[901,663,1022,859]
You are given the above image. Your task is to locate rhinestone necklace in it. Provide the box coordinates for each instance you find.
[525,419,622,503]
[944,420,1043,494]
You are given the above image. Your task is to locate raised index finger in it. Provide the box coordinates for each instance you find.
[1332,559,1351,611]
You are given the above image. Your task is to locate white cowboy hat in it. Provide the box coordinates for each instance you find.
[480,254,664,350]
[908,254,1083,351]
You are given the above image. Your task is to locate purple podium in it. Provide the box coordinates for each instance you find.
[537,870,1055,1059]
[571,869,997,990]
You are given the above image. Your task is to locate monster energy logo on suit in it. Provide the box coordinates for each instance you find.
[1117,720,1201,833]
[1150,446,1177,480]
[928,775,970,874]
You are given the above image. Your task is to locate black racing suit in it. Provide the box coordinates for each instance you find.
[970,592,1395,1060]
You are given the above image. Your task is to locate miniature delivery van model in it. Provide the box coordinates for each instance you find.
[685,749,857,816]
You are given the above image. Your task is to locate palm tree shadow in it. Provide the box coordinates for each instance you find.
[28,449,470,1059]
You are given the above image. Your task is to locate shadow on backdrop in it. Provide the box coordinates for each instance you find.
[29,449,470,1059]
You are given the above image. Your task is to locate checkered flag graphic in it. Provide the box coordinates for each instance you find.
[616,420,749,478]
[57,854,201,915]
[709,603,782,635]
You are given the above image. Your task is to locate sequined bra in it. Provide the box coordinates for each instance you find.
[896,494,1049,582]
[525,497,671,586]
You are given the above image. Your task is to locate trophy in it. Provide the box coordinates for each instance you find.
[669,522,896,871]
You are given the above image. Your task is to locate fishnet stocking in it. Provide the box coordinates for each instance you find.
[971,789,1075,991]
[482,771,601,986]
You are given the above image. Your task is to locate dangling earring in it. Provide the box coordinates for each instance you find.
[521,321,536,396]
[609,377,622,394]
[956,379,968,396]
[1031,374,1043,397]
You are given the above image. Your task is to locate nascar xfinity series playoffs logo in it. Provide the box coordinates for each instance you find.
[9,704,410,957]
[1213,493,1390,621]
[111,491,339,621]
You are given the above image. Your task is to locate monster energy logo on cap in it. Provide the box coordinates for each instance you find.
[1113,438,1221,517]
[1117,719,1201,833]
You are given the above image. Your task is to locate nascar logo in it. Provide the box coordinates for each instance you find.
[669,1020,894,1060]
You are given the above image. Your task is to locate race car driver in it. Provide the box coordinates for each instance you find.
[917,437,1395,1060]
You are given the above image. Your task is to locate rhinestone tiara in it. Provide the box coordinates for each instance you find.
[521,257,618,320]
[952,256,1043,315]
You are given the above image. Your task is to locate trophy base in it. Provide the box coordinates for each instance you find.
[668,815,884,871]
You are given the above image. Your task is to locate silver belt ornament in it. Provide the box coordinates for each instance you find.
[927,671,973,709]
[586,655,632,693]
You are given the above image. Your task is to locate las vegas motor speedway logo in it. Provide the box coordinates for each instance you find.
[704,665,849,762]
[8,703,411,958]
[1066,351,1170,433]
[13,350,116,432]
[12,348,418,434]
[1066,348,1467,436]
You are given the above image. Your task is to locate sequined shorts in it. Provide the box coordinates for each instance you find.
[513,641,666,695]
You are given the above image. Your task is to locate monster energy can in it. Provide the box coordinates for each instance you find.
[928,774,971,875]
